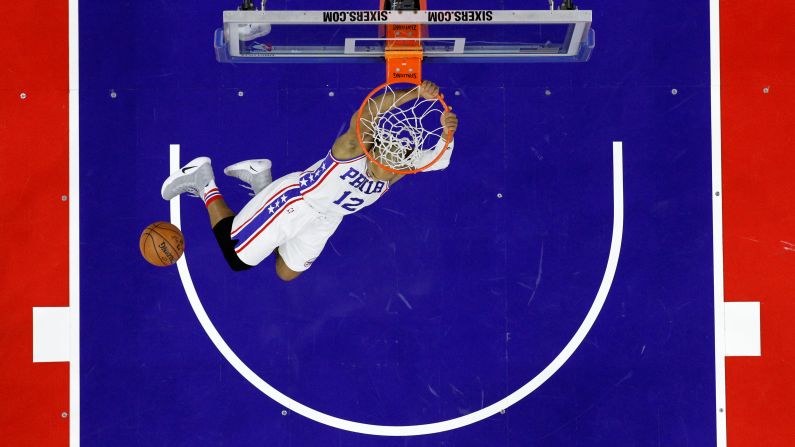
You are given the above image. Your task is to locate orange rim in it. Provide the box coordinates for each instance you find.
[356,82,452,175]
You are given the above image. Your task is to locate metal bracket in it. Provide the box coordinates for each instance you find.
[344,37,466,55]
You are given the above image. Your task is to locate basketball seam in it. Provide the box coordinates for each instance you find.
[149,233,169,266]
[139,232,152,255]
[150,227,182,261]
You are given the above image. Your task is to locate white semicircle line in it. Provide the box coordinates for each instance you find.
[169,141,624,436]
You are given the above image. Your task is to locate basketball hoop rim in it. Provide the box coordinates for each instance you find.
[356,81,453,175]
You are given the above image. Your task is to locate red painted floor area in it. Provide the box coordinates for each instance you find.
[1,0,70,445]
[722,1,795,446]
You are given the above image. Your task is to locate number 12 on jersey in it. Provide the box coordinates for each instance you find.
[333,190,365,212]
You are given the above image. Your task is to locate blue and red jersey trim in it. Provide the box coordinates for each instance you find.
[300,152,340,195]
[329,150,366,164]
[232,184,303,252]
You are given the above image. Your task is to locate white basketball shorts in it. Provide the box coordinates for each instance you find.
[229,172,342,271]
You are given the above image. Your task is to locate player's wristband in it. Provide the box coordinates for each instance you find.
[418,137,455,172]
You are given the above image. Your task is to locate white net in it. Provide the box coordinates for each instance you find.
[359,84,447,172]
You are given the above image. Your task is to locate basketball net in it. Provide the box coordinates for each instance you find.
[358,84,450,173]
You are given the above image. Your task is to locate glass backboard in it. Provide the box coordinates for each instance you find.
[215,9,594,64]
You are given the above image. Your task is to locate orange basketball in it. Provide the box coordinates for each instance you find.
[139,221,185,267]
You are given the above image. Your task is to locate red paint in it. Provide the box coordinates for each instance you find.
[1,0,70,445]
[722,1,795,445]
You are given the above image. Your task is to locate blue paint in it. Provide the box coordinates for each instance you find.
[80,0,716,445]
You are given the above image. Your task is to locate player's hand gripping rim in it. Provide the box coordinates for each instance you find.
[419,80,441,100]
[441,110,458,141]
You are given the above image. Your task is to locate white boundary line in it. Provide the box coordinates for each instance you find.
[68,0,80,443]
[169,142,623,436]
[709,0,728,443]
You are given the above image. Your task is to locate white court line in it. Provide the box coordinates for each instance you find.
[724,302,761,357]
[170,142,624,436]
[709,0,727,443]
[68,0,81,442]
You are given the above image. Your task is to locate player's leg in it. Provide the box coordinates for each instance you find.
[213,174,297,272]
[207,158,280,269]
[160,156,253,271]
[275,212,343,281]
[206,198,235,227]
[232,173,304,273]
[161,156,233,223]
[274,249,302,282]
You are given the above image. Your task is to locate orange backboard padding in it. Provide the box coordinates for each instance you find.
[381,1,426,84]
[384,24,423,84]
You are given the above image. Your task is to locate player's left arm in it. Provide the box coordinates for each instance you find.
[440,111,458,144]
[418,110,458,169]
[390,110,459,184]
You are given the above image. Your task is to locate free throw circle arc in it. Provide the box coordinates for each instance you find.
[168,142,624,436]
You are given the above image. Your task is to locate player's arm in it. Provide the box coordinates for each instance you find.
[390,110,458,184]
[439,111,458,144]
[331,80,442,160]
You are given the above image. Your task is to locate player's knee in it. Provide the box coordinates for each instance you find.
[276,271,296,282]
[212,216,254,272]
[274,258,301,282]
[275,266,300,282]
[221,251,253,272]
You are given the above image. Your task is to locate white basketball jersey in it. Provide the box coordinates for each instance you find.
[299,151,390,216]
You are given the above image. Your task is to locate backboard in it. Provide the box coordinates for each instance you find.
[215,9,595,64]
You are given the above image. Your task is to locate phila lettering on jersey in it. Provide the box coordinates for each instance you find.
[299,151,389,216]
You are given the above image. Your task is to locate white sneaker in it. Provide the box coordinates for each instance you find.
[161,156,215,200]
[237,23,272,42]
[224,159,273,195]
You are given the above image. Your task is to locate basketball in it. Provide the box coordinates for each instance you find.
[139,222,185,267]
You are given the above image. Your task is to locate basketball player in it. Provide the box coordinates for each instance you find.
[161,80,458,281]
